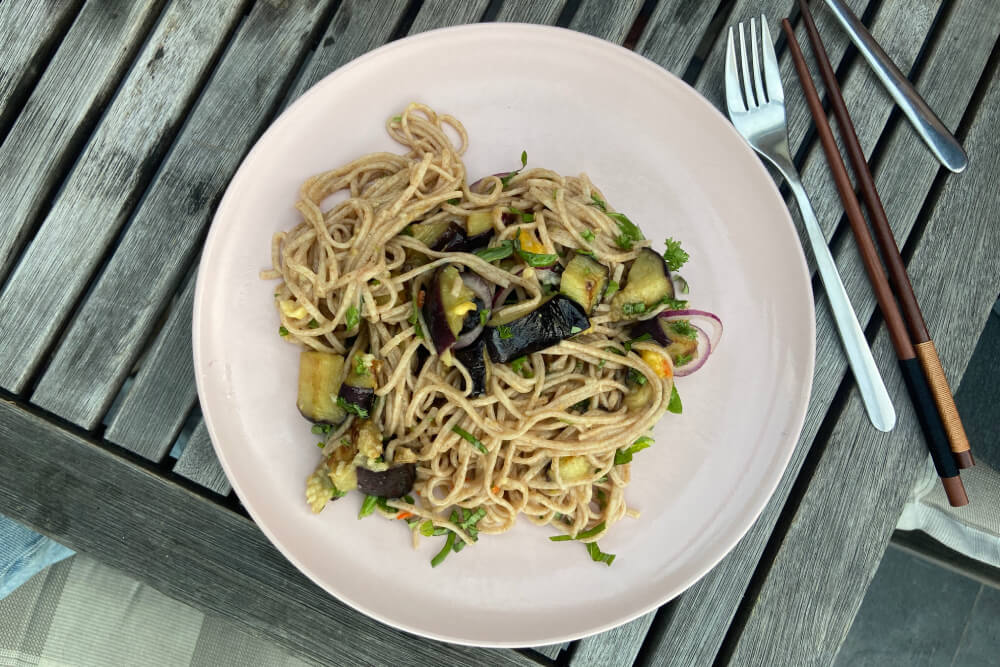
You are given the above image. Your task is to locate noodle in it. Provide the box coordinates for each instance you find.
[269,103,688,559]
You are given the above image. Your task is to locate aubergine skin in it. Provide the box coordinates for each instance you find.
[434,223,467,252]
[356,463,417,498]
[454,337,488,396]
[338,384,375,413]
[629,317,671,346]
[422,269,456,354]
[485,296,590,363]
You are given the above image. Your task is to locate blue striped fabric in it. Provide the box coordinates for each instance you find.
[0,514,74,599]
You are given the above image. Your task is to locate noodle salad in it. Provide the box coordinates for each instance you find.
[262,103,723,567]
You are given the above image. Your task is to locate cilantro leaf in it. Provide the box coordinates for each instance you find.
[669,320,698,340]
[663,237,689,271]
[337,396,369,418]
[497,324,513,339]
[278,326,289,337]
[345,304,360,330]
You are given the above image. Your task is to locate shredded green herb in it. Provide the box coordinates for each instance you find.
[354,354,368,375]
[575,248,595,257]
[615,436,653,465]
[670,320,698,340]
[624,332,652,352]
[431,531,456,567]
[345,304,360,330]
[511,356,533,378]
[447,197,460,205]
[627,368,647,386]
[622,302,646,316]
[663,237,689,271]
[570,325,583,334]
[667,385,683,414]
[419,521,435,537]
[508,206,535,223]
[497,324,513,339]
[587,541,616,566]
[608,212,644,250]
[407,300,423,338]
[581,228,595,242]
[315,441,325,449]
[550,521,607,542]
[514,239,559,267]
[278,326,289,337]
[605,346,626,356]
[479,309,490,326]
[308,319,320,329]
[674,274,689,294]
[604,280,619,301]
[358,495,378,519]
[452,425,488,454]
[499,150,528,187]
[589,193,607,211]
[474,241,514,262]
[598,358,607,369]
[330,484,346,499]
[311,423,332,435]
[674,352,693,367]
[336,396,369,419]
[661,297,689,311]
[391,115,402,122]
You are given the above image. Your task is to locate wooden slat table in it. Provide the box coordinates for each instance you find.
[1,1,997,664]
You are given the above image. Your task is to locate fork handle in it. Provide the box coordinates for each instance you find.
[784,172,896,431]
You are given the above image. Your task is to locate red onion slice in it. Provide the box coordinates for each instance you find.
[659,309,723,350]
[672,324,711,377]
[469,172,510,194]
[454,272,493,350]
[454,323,484,350]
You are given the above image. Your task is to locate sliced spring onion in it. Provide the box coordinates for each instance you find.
[587,541,616,566]
[431,531,456,567]
[549,521,607,542]
[514,240,558,267]
[452,425,488,454]
[358,495,378,519]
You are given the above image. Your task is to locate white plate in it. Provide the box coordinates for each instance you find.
[194,24,814,647]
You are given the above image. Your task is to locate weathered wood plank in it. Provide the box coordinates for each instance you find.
[173,419,230,495]
[496,0,567,24]
[636,0,720,74]
[31,0,339,429]
[409,0,489,34]
[0,0,83,136]
[0,402,539,667]
[571,613,655,667]
[642,1,998,663]
[0,0,165,285]
[284,0,411,104]
[104,271,196,460]
[0,0,247,394]
[569,0,644,44]
[728,71,1000,666]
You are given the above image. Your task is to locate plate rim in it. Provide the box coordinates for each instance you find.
[193,22,816,647]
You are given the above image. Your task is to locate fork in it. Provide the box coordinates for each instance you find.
[725,16,895,432]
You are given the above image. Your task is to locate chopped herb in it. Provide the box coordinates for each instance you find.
[278,326,289,337]
[419,521,435,537]
[407,301,424,338]
[674,352,693,367]
[604,280,619,300]
[311,423,332,435]
[514,240,559,267]
[339,437,351,447]
[615,436,653,465]
[370,279,380,286]
[589,193,607,211]
[622,302,646,317]
[661,297,689,311]
[452,425,488,454]
[608,212,644,250]
[521,150,528,167]
[627,368,647,386]
[511,356,533,378]
[330,484,346,499]
[581,228,595,242]
[474,241,514,262]
[500,150,528,187]
[595,488,607,508]
[403,495,415,504]
[354,354,368,375]
[345,304,360,330]
[575,248,595,257]
[570,325,583,334]
[598,358,607,369]
[391,115,402,122]
[572,399,590,413]
[447,197,460,205]
[308,319,320,329]
[316,441,325,449]
[358,495,378,519]
[508,206,535,223]
[605,346,626,356]
[497,324,513,339]
[431,531,456,567]
[376,496,393,513]
[624,332,652,352]
[459,508,486,536]
[670,320,698,340]
[336,396,369,418]
[674,274,690,294]
[663,237,689,271]
[587,541,616,566]
[549,521,607,542]
[479,309,490,326]
[667,384,683,414]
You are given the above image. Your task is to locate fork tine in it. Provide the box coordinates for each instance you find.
[738,22,757,108]
[724,27,746,115]
[760,16,784,103]
[750,17,767,104]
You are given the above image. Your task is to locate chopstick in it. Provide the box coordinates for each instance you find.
[780,17,968,507]
[796,0,973,471]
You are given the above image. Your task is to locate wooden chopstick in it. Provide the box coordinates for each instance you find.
[796,0,973,470]
[780,18,968,507]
